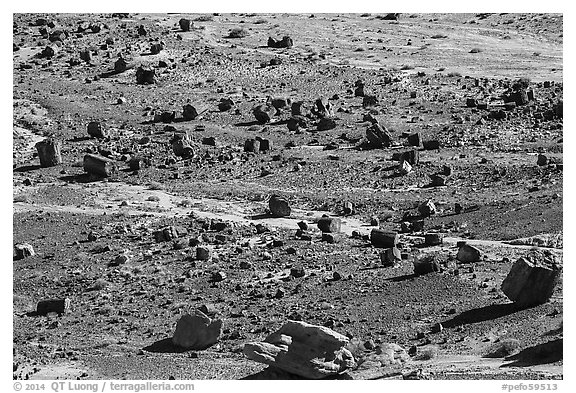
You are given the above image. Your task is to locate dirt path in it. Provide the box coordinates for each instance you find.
[14,180,563,254]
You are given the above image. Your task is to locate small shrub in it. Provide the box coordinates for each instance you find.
[447,71,462,77]
[228,27,249,38]
[254,19,268,24]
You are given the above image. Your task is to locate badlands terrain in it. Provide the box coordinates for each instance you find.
[12,12,563,380]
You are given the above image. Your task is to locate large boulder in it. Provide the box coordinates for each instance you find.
[243,320,356,379]
[269,195,291,217]
[501,250,562,308]
[456,243,482,263]
[172,310,222,350]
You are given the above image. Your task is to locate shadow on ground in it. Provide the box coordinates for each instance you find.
[443,303,522,328]
[502,339,563,367]
[143,338,189,353]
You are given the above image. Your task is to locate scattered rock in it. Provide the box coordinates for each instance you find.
[413,255,441,275]
[370,229,398,248]
[424,233,443,246]
[87,121,107,139]
[136,66,155,85]
[380,247,401,267]
[418,200,437,217]
[317,217,341,233]
[253,104,276,124]
[182,104,199,120]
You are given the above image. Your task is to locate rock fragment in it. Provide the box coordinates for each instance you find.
[35,138,62,167]
[380,247,401,267]
[317,217,341,233]
[136,66,155,84]
[83,154,117,177]
[253,104,276,124]
[370,229,399,248]
[87,121,107,139]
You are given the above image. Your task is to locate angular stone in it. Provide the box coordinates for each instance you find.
[366,123,392,148]
[87,121,107,139]
[317,217,341,233]
[269,195,291,217]
[14,243,35,260]
[253,104,276,124]
[287,116,308,131]
[35,138,62,167]
[255,137,272,152]
[380,247,401,267]
[114,57,127,73]
[362,95,379,107]
[422,140,440,150]
[501,250,562,308]
[182,104,199,120]
[400,149,419,165]
[457,243,481,263]
[313,97,333,118]
[172,310,222,350]
[244,139,261,154]
[171,133,194,158]
[291,101,311,117]
[83,154,117,177]
[424,233,443,246]
[196,246,212,261]
[370,229,399,248]
[418,200,437,217]
[36,298,71,315]
[413,255,441,275]
[218,98,234,112]
[243,320,356,379]
[317,117,336,131]
[136,66,155,84]
[179,18,192,31]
